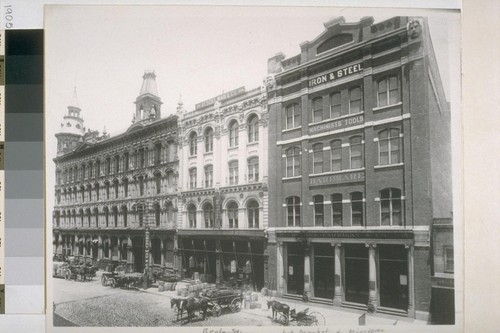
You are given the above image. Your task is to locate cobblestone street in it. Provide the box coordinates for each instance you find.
[53,272,427,328]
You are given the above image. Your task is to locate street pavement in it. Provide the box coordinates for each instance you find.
[53,271,428,328]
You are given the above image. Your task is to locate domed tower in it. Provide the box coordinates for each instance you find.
[55,87,85,156]
[133,70,162,124]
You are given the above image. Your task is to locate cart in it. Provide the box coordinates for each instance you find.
[279,308,325,326]
[204,289,243,317]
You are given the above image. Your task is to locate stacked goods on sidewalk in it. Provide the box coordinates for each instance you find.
[242,291,262,309]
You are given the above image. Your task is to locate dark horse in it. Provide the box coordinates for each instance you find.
[184,296,210,323]
[170,297,187,321]
[267,299,290,322]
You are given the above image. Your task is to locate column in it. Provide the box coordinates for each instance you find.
[127,236,133,272]
[277,242,284,295]
[303,243,311,298]
[98,235,103,259]
[407,245,415,317]
[215,240,222,285]
[174,235,181,276]
[333,243,343,305]
[367,243,378,311]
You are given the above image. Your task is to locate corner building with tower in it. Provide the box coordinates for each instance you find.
[264,16,452,320]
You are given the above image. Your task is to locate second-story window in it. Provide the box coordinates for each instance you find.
[247,114,259,143]
[204,127,213,153]
[285,103,301,129]
[229,161,238,185]
[123,153,129,171]
[189,168,197,189]
[227,202,239,228]
[204,165,213,188]
[313,195,324,226]
[229,120,239,147]
[286,196,301,227]
[188,204,197,228]
[331,193,343,226]
[350,192,364,226]
[203,203,214,228]
[380,188,402,226]
[114,156,120,174]
[247,157,259,183]
[247,200,259,228]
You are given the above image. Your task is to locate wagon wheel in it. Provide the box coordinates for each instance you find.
[230,298,242,313]
[308,312,325,326]
[279,314,289,326]
[110,278,116,288]
[298,317,316,326]
[212,303,222,317]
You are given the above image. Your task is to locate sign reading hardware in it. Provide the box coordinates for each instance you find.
[309,114,364,134]
[308,63,363,88]
[310,171,364,186]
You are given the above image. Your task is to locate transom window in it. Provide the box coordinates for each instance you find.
[380,188,402,226]
[349,86,362,114]
[247,157,259,183]
[313,195,324,226]
[247,115,259,143]
[377,75,400,107]
[378,128,401,165]
[286,196,301,227]
[229,121,239,147]
[204,127,213,153]
[285,103,301,129]
[285,147,301,177]
[349,136,363,169]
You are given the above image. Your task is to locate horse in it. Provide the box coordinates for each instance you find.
[170,297,187,321]
[267,299,290,322]
[184,296,210,323]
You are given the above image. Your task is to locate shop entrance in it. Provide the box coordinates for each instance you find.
[378,245,408,310]
[132,236,144,273]
[286,242,304,296]
[344,244,369,304]
[313,243,335,299]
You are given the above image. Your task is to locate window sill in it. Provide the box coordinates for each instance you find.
[203,151,213,156]
[374,163,404,170]
[308,111,364,127]
[282,126,302,133]
[282,176,302,181]
[373,101,402,112]
[228,146,239,151]
[247,141,259,147]
[309,168,365,177]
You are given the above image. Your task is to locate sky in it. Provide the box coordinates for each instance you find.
[45,5,461,195]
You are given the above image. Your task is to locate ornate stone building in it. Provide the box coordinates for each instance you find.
[265,17,452,321]
[176,86,269,290]
[52,71,180,275]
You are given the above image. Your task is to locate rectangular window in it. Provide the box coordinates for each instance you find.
[378,76,400,107]
[229,161,238,185]
[351,193,363,226]
[285,104,301,129]
[330,92,341,118]
[349,137,363,169]
[247,158,259,183]
[312,97,323,123]
[349,87,362,114]
[313,144,323,174]
[331,194,342,226]
[204,165,213,188]
[189,169,197,189]
[123,153,129,171]
[313,196,324,226]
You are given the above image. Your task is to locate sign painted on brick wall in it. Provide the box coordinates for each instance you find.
[310,170,364,186]
[309,114,364,134]
[308,63,363,88]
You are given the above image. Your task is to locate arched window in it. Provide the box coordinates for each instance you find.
[380,188,403,226]
[189,168,197,189]
[330,92,341,118]
[377,75,400,107]
[154,172,162,194]
[378,128,401,165]
[229,161,238,185]
[105,182,110,200]
[204,165,213,188]
[87,185,92,202]
[330,140,342,172]
[229,120,239,147]
[113,179,119,198]
[312,143,323,174]
[114,155,120,174]
[189,132,198,156]
[349,86,362,114]
[286,196,301,227]
[331,193,343,226]
[247,157,259,183]
[312,97,323,123]
[79,209,84,227]
[122,206,128,227]
[285,147,301,177]
[104,207,109,227]
[96,160,101,177]
[112,207,118,227]
[123,153,129,171]
[138,176,145,196]
[204,127,213,153]
[227,202,239,228]
[203,202,214,228]
[123,178,128,197]
[247,114,259,143]
[187,204,197,228]
[86,209,91,227]
[155,204,161,227]
[247,200,259,228]
[349,136,363,169]
[350,192,364,226]
[95,183,100,201]
[313,195,324,226]
[285,103,301,129]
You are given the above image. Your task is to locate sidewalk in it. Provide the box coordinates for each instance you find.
[141,285,428,327]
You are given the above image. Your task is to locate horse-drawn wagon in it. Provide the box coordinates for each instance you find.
[204,288,243,317]
[267,299,325,326]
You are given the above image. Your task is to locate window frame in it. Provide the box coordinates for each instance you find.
[247,115,259,143]
[285,146,301,177]
[204,164,213,188]
[313,195,324,226]
[350,192,364,226]
[285,103,301,129]
[189,132,198,156]
[331,193,343,226]
[247,157,259,183]
[349,136,363,169]
[286,196,301,227]
[380,188,403,226]
[312,96,323,123]
[204,127,214,153]
[378,128,401,166]
[229,120,239,147]
[377,75,400,107]
[247,200,259,228]
[227,201,239,228]
[349,86,362,114]
[189,168,197,190]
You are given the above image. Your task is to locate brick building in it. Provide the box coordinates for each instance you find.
[264,16,452,321]
[52,71,180,275]
[176,86,269,290]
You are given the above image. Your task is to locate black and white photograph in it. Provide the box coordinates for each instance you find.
[45,5,462,332]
